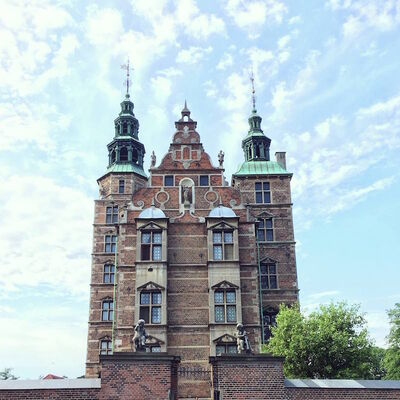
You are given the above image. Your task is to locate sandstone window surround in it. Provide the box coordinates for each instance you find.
[263,306,278,342]
[141,231,162,261]
[136,282,166,326]
[140,290,162,324]
[136,220,168,263]
[105,205,118,224]
[255,181,271,204]
[103,263,115,284]
[214,333,238,355]
[210,281,240,325]
[212,230,234,260]
[104,235,117,253]
[101,299,114,321]
[99,337,112,355]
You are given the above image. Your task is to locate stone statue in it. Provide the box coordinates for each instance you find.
[150,151,156,167]
[183,186,191,206]
[218,150,224,167]
[133,319,147,352]
[236,323,252,354]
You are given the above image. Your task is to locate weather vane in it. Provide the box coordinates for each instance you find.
[250,69,256,111]
[121,59,133,95]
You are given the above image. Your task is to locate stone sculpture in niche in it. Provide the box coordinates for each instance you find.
[236,323,252,354]
[133,319,147,352]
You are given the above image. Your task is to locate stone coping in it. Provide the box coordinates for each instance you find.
[100,352,181,363]
[209,354,285,363]
[0,378,101,390]
[285,379,400,389]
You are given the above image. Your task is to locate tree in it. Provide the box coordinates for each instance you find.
[384,303,400,379]
[0,368,18,380]
[263,302,382,379]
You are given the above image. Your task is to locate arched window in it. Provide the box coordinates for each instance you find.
[99,337,112,355]
[120,147,128,161]
[122,122,128,134]
[111,150,116,163]
[255,144,260,158]
[263,307,278,342]
[132,148,138,163]
[101,299,114,321]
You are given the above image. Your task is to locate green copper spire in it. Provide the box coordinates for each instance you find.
[241,73,271,162]
[105,62,146,178]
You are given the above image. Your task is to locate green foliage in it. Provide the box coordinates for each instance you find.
[263,302,382,379]
[0,368,18,380]
[384,303,400,379]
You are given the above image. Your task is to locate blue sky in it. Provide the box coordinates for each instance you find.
[0,0,399,379]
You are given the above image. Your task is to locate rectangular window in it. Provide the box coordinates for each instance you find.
[150,346,161,353]
[213,231,234,261]
[105,235,117,253]
[101,300,113,321]
[261,263,278,289]
[140,291,162,324]
[256,218,274,242]
[141,231,162,261]
[199,175,209,186]
[118,179,125,194]
[100,339,113,355]
[106,206,118,224]
[216,343,237,355]
[214,289,236,323]
[164,175,174,186]
[255,182,271,204]
[103,264,115,284]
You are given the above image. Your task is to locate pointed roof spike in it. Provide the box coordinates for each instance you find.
[182,99,190,113]
[250,69,257,112]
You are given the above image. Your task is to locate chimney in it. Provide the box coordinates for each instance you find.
[275,152,286,170]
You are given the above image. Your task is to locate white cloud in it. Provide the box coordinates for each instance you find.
[176,46,213,64]
[327,0,400,37]
[224,0,288,37]
[204,80,218,98]
[151,76,172,104]
[217,53,234,70]
[0,175,92,297]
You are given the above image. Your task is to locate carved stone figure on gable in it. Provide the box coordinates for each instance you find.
[150,151,156,167]
[218,150,224,167]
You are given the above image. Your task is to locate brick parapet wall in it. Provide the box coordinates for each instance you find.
[210,354,286,400]
[0,388,100,400]
[99,353,180,400]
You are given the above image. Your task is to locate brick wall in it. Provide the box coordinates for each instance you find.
[99,353,180,400]
[210,354,287,400]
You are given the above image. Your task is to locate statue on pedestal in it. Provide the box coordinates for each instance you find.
[133,319,147,352]
[236,323,252,354]
[218,150,224,167]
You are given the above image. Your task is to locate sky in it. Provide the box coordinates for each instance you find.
[0,0,399,379]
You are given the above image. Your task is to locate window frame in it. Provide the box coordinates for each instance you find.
[105,205,118,224]
[164,175,174,187]
[212,230,234,261]
[103,264,115,284]
[255,182,271,204]
[256,217,274,242]
[99,338,113,355]
[214,289,237,323]
[101,299,114,321]
[139,290,162,325]
[118,179,125,194]
[199,175,209,186]
[260,263,278,290]
[216,343,237,355]
[140,230,162,261]
[263,307,278,342]
[104,235,117,253]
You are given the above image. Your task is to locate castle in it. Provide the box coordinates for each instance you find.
[85,86,299,398]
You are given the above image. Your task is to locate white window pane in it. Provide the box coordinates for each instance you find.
[226,305,236,322]
[224,232,233,243]
[213,245,223,260]
[214,291,224,303]
[151,306,161,323]
[142,233,151,244]
[153,245,162,260]
[215,306,225,322]
[213,232,222,243]
[153,232,162,244]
